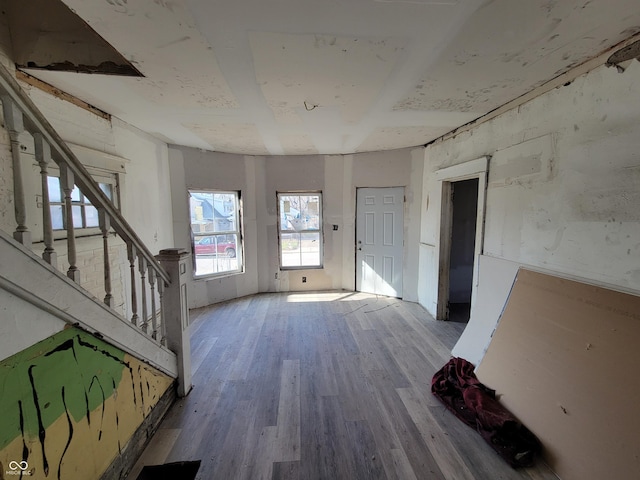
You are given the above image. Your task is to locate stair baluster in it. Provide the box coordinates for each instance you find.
[1,96,30,247]
[34,133,57,268]
[127,243,139,326]
[149,267,158,340]
[60,163,80,283]
[99,209,113,307]
[139,255,148,333]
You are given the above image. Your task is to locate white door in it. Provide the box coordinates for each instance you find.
[356,187,404,297]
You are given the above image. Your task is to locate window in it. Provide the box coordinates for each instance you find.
[189,190,243,277]
[277,192,322,268]
[48,175,116,231]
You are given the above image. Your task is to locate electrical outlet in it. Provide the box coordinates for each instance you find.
[302,276,307,283]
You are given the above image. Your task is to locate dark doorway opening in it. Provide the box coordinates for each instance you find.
[448,178,479,323]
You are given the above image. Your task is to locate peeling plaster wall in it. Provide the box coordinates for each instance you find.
[419,61,640,362]
[168,146,421,308]
[0,327,173,480]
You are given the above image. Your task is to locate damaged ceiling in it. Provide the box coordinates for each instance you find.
[5,0,640,156]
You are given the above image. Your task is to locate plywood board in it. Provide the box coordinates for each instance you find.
[476,268,640,480]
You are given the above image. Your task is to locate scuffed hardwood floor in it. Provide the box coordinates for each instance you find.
[128,291,558,480]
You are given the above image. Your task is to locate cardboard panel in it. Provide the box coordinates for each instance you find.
[476,268,640,480]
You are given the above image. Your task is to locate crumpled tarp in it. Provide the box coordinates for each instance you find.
[431,357,541,468]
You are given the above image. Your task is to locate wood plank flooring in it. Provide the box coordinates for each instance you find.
[127,291,558,480]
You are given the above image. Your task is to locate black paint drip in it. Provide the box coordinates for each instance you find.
[84,390,90,426]
[43,336,93,426]
[18,400,29,480]
[58,386,74,480]
[138,365,145,413]
[88,376,106,441]
[76,335,137,406]
[113,377,121,454]
[27,365,48,476]
[44,339,77,360]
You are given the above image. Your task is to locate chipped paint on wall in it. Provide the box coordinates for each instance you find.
[0,327,173,479]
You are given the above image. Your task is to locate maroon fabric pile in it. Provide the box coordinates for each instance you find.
[431,357,541,468]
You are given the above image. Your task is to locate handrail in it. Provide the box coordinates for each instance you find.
[0,61,193,393]
[0,60,175,348]
[0,63,170,285]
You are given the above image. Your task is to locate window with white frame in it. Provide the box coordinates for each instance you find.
[189,190,243,277]
[277,192,322,269]
[48,174,117,231]
[46,169,118,238]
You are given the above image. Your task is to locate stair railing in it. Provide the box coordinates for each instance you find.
[0,63,192,395]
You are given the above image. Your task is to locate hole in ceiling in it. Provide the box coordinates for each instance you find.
[6,0,143,77]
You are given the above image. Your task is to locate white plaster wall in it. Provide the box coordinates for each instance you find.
[168,145,422,308]
[419,61,640,361]
[168,146,261,308]
[0,288,66,361]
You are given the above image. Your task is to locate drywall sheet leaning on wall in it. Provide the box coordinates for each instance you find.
[451,255,521,366]
[475,268,640,480]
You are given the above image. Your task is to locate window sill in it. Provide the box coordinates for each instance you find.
[193,269,244,281]
[279,265,324,271]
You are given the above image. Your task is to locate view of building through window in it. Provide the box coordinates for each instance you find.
[278,192,322,268]
[190,190,242,276]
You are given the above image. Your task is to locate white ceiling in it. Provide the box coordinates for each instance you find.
[19,0,640,156]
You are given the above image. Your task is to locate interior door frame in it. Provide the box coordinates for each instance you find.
[435,157,489,320]
[355,186,405,297]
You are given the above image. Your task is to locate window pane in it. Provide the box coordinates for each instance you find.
[85,205,99,228]
[211,193,236,232]
[279,194,320,232]
[278,192,322,268]
[194,234,239,275]
[71,185,81,202]
[47,176,61,203]
[280,232,301,267]
[301,232,321,266]
[72,205,83,228]
[51,205,64,230]
[190,190,242,277]
[279,195,295,230]
[280,232,321,267]
[99,183,113,200]
[300,195,320,231]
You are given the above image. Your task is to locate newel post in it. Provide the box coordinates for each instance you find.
[156,248,192,397]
